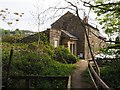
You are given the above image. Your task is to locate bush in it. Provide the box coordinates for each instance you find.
[2,35,23,43]
[67,54,79,63]
[2,42,76,88]
[54,46,79,64]
[27,43,37,51]
[100,61,120,88]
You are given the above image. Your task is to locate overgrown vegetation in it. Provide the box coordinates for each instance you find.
[1,28,36,43]
[54,46,79,64]
[82,68,91,84]
[2,42,77,75]
[99,44,120,58]
[21,30,49,44]
[83,0,120,38]
[0,28,35,36]
[100,60,120,89]
[2,30,79,88]
[99,44,120,89]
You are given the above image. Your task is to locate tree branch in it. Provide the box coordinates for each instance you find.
[65,0,100,75]
[83,1,120,12]
[83,1,120,7]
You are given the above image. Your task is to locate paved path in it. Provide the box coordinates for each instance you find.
[71,60,92,89]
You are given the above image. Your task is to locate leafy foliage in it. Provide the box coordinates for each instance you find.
[99,43,120,88]
[21,30,49,44]
[2,41,77,88]
[115,36,120,44]
[82,68,91,83]
[54,46,79,64]
[0,8,24,29]
[100,44,120,58]
[83,0,120,36]
[2,35,23,43]
[1,28,36,43]
[94,1,120,36]
[101,61,120,88]
[107,44,120,49]
[0,28,35,36]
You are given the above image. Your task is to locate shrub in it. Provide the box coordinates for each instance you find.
[27,43,36,51]
[2,35,23,43]
[54,46,79,64]
[100,61,120,88]
[2,42,76,88]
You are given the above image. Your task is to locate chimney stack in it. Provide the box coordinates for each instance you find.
[83,16,88,24]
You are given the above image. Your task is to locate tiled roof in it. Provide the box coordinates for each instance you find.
[52,11,99,31]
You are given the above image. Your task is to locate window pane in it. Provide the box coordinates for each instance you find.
[70,44,72,53]
[54,40,58,47]
[73,44,75,54]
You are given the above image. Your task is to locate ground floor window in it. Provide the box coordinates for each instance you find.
[70,44,72,53]
[54,40,58,47]
[73,44,75,54]
[70,43,76,54]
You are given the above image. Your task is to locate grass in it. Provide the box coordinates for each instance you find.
[82,68,91,83]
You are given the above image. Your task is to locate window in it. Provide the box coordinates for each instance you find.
[73,44,75,54]
[70,43,75,54]
[54,40,58,47]
[70,44,72,53]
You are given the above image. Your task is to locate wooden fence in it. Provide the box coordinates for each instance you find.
[67,75,71,90]
[3,75,71,89]
[88,60,110,90]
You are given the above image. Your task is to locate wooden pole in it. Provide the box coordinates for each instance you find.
[5,48,13,87]
[76,12,100,76]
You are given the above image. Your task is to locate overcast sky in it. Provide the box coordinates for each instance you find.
[0,0,58,31]
[0,0,103,33]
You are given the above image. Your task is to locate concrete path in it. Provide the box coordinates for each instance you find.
[71,60,92,89]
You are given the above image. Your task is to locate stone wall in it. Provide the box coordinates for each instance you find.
[84,26,103,59]
[50,29,61,47]
[51,11,85,58]
[50,11,105,59]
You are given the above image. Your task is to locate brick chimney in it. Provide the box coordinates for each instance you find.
[83,16,88,24]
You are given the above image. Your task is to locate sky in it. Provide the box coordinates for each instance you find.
[0,0,58,31]
[0,0,108,38]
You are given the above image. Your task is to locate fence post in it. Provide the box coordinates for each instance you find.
[67,75,71,90]
[26,79,31,89]
[5,48,13,87]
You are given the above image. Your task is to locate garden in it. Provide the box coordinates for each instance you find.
[2,31,79,88]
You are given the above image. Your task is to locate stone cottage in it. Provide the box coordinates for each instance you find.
[49,11,106,59]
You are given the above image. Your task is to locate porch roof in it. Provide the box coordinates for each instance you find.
[61,29,78,40]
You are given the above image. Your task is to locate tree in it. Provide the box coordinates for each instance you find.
[0,8,24,31]
[30,0,48,46]
[115,36,120,44]
[82,0,120,38]
[0,9,24,86]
